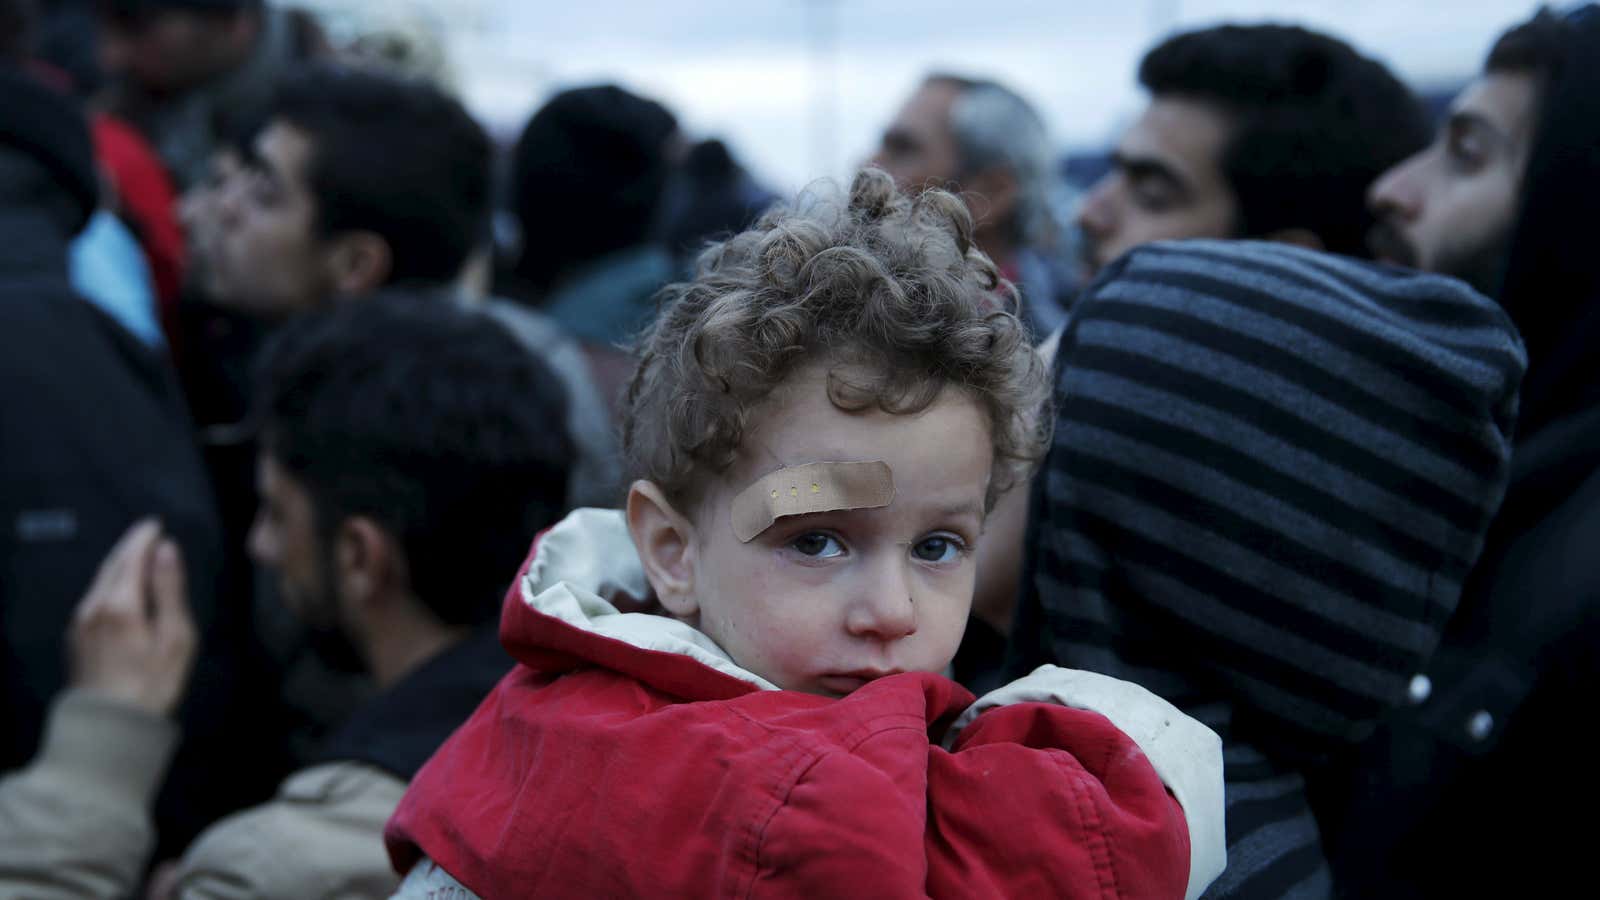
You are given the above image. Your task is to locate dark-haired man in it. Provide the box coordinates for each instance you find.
[208,64,489,319]
[153,294,572,899]
[206,63,618,508]
[1313,8,1600,897]
[507,84,679,348]
[1075,24,1430,280]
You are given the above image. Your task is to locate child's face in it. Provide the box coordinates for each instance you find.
[678,367,992,697]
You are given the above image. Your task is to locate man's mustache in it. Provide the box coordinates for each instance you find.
[1366,219,1418,269]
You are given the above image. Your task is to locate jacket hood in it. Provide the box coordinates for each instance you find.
[0,65,97,236]
[498,508,778,698]
[1013,240,1526,762]
[1497,7,1600,438]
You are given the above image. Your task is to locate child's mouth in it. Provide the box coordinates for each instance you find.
[816,670,905,695]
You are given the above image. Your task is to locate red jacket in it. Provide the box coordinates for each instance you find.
[90,116,185,326]
[386,510,1223,899]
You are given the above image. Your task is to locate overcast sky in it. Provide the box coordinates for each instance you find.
[311,0,1544,192]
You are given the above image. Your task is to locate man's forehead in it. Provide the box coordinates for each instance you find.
[894,80,961,131]
[253,120,315,181]
[1119,96,1233,185]
[1451,72,1539,145]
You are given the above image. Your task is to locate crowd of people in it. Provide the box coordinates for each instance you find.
[0,1,1595,898]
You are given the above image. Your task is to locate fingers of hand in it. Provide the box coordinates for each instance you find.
[76,518,162,626]
[150,539,198,659]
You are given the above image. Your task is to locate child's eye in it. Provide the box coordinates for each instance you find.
[791,532,845,558]
[911,535,964,563]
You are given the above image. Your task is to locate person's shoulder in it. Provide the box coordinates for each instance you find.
[173,762,405,900]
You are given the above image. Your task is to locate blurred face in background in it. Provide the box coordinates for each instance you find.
[98,6,256,96]
[870,79,964,193]
[178,147,247,299]
[209,121,335,319]
[1074,96,1239,281]
[1366,72,1537,296]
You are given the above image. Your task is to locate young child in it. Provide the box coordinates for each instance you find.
[384,169,1225,899]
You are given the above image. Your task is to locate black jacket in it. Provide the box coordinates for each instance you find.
[316,626,511,781]
[0,64,277,856]
[1311,10,1600,896]
[0,199,234,765]
[0,210,221,776]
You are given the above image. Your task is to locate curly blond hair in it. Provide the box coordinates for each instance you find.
[622,167,1051,510]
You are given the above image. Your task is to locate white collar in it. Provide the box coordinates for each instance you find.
[517,508,779,691]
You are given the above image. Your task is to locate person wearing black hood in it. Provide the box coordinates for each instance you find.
[0,61,258,859]
[1311,7,1600,897]
[505,85,679,349]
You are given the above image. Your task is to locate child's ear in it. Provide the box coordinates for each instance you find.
[625,480,699,619]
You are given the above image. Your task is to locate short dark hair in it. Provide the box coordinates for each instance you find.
[510,85,677,293]
[1486,7,1574,75]
[270,65,490,286]
[257,292,573,625]
[1484,7,1578,129]
[1139,23,1430,258]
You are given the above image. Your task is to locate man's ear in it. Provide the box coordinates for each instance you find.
[625,480,699,619]
[1263,227,1326,253]
[334,516,403,613]
[324,232,393,297]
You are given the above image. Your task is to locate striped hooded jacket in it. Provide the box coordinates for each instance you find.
[1004,240,1525,898]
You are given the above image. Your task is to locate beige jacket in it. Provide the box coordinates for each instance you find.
[0,688,179,900]
[170,762,406,900]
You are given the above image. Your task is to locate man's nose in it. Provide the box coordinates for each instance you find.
[213,174,249,226]
[1368,152,1427,222]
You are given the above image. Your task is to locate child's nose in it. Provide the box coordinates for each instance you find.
[845,560,918,641]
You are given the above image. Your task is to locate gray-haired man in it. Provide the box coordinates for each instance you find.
[871,73,1073,335]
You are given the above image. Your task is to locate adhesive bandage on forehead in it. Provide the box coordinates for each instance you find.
[729,461,896,542]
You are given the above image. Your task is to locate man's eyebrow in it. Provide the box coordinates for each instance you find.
[1110,151,1189,196]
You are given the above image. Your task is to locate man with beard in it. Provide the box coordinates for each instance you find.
[150,294,572,899]
[1074,24,1429,283]
[1311,7,1600,897]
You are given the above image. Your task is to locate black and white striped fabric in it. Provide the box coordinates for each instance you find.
[1006,240,1525,899]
